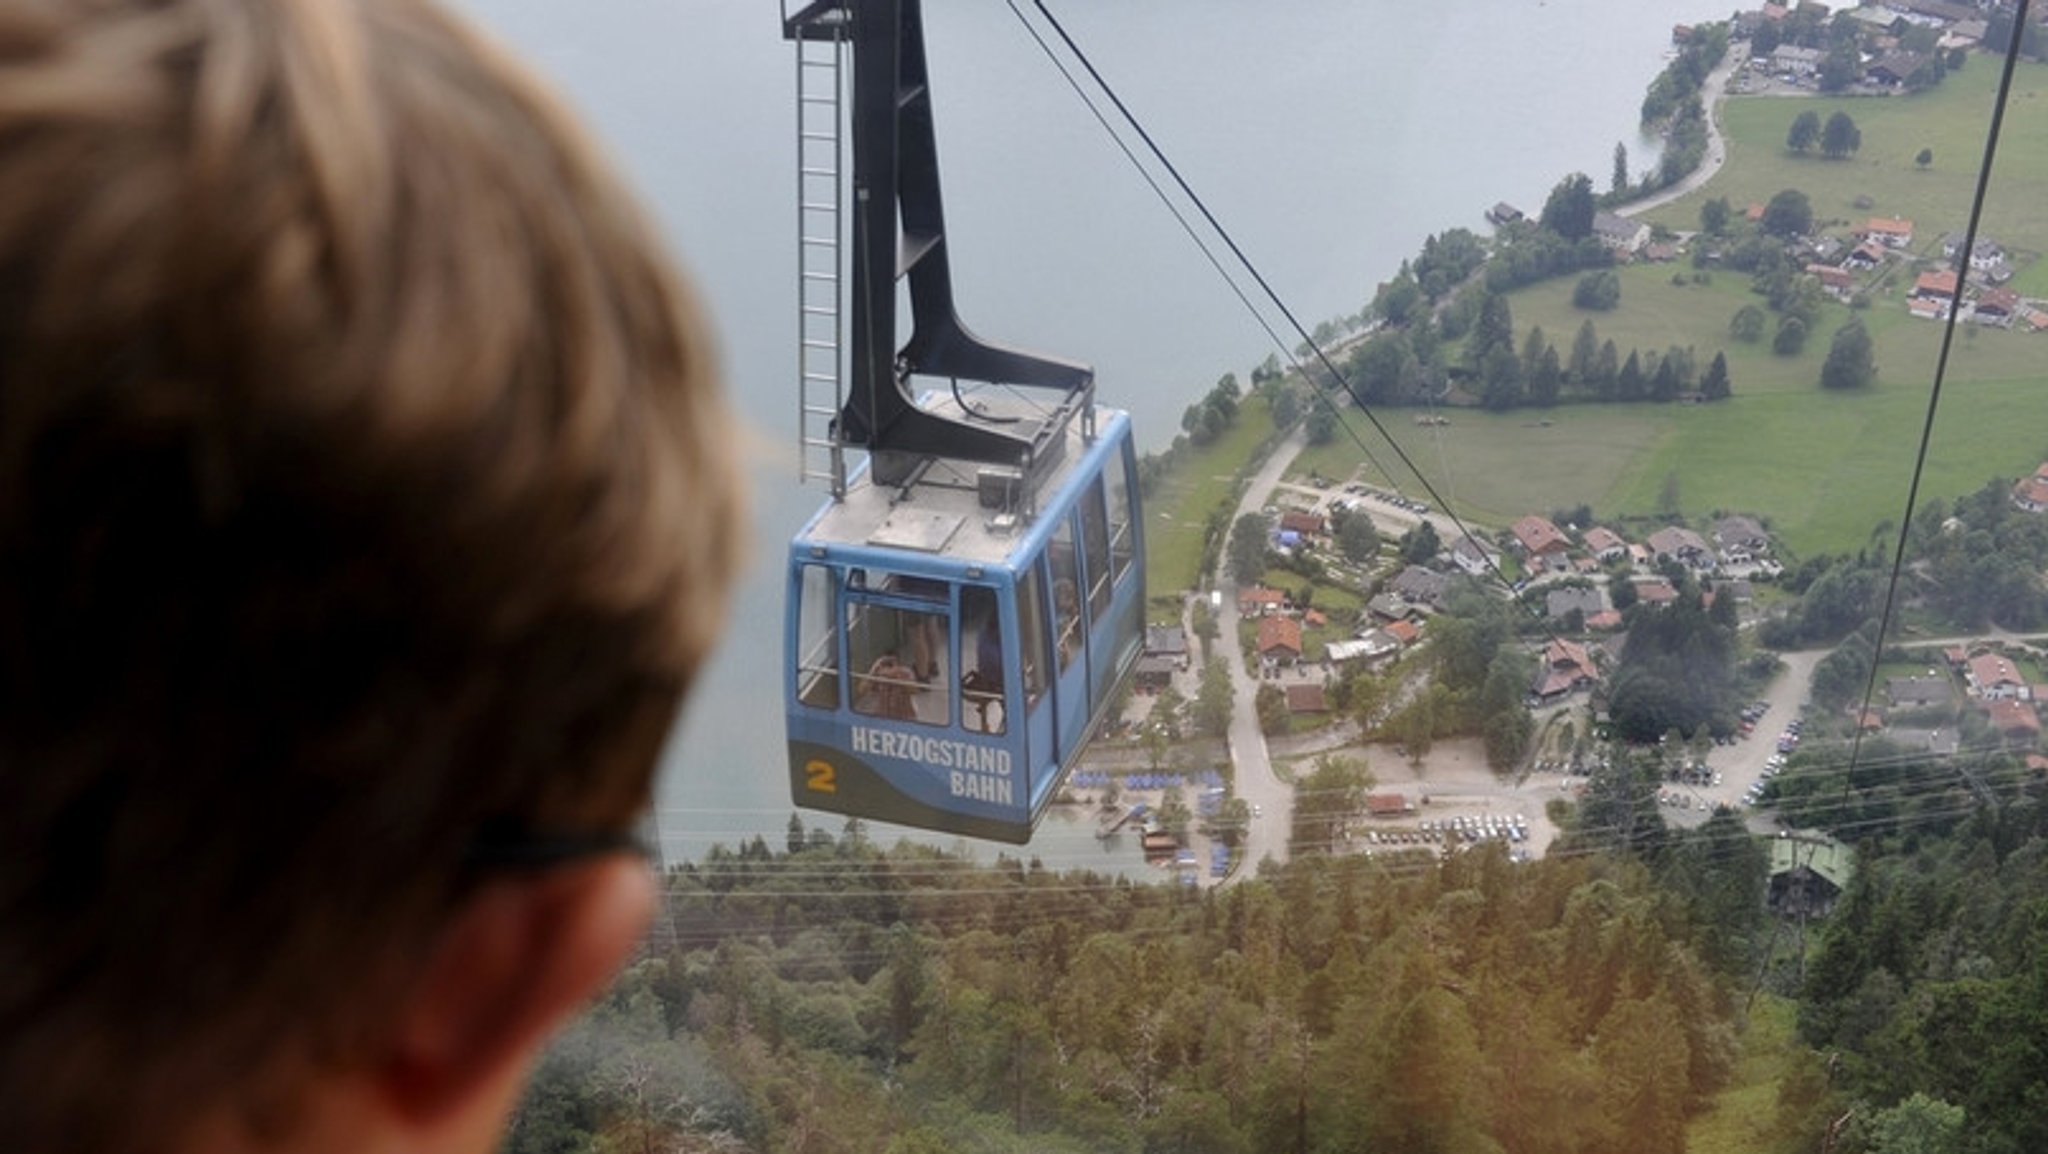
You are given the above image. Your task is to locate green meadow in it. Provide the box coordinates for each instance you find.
[1294,59,2048,560]
[1141,393,1277,600]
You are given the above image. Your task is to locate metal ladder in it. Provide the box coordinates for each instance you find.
[794,19,848,497]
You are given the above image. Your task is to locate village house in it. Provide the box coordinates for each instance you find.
[1771,43,1823,77]
[1238,586,1290,617]
[1892,0,1978,25]
[1327,630,1399,665]
[1277,509,1326,538]
[2011,464,2048,512]
[1366,592,1412,623]
[1591,210,1650,254]
[1389,565,1450,610]
[1966,652,2028,700]
[1634,578,1679,607]
[1913,267,1959,300]
[1452,534,1498,577]
[1647,525,1715,571]
[1769,831,1853,919]
[1383,619,1421,648]
[1944,232,2007,274]
[1808,263,1857,298]
[1986,698,2041,744]
[1256,615,1303,669]
[1582,526,1628,562]
[1365,793,1413,819]
[1887,675,1953,709]
[1134,624,1191,691]
[1284,683,1330,717]
[1713,515,1771,564]
[1866,51,1927,88]
[1545,585,1607,623]
[1864,216,1914,249]
[1974,287,2021,327]
[1530,638,1601,702]
[1510,514,1572,571]
[1908,295,1950,322]
[1145,625,1190,667]
[1134,653,1179,692]
[1841,239,1889,271]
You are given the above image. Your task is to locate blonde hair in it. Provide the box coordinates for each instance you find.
[0,1,742,1148]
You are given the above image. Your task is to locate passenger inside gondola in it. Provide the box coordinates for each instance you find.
[847,583,950,725]
[960,585,1004,734]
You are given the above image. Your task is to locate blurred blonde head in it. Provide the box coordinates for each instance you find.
[0,1,742,1149]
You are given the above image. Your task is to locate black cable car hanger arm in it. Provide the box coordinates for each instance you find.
[784,0,1094,492]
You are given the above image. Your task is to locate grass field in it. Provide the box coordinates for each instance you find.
[1288,60,2048,560]
[1142,395,1279,601]
[1686,996,1808,1154]
[1643,60,2048,254]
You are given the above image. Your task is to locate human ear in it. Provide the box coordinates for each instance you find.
[373,856,656,1134]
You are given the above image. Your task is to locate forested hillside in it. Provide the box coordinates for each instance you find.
[510,826,1774,1154]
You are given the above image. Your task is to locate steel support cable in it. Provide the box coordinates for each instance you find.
[1747,3,2039,1007]
[1827,0,2031,848]
[1016,0,1573,649]
[996,0,1399,488]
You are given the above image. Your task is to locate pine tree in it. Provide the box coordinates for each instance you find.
[1699,351,1731,400]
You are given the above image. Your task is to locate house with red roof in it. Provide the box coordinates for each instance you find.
[1583,526,1628,562]
[1257,616,1303,668]
[1986,698,2041,742]
[1975,287,2021,327]
[1238,586,1290,616]
[2012,464,2048,512]
[1864,216,1914,249]
[1530,639,1601,702]
[1914,268,1959,300]
[1967,652,2028,700]
[1383,619,1421,647]
[1510,515,1572,571]
[1285,683,1330,715]
[1634,578,1679,607]
[1647,525,1714,571]
[1278,510,1326,537]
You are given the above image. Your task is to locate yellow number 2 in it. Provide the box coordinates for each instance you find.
[805,759,837,793]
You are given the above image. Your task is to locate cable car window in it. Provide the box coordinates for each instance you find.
[1048,517,1083,670]
[846,596,949,727]
[1016,567,1049,707]
[1080,476,1112,620]
[959,584,1005,735]
[795,564,839,709]
[1104,446,1135,588]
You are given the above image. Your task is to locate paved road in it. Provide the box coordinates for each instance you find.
[1662,648,1824,829]
[1217,428,1309,874]
[1620,42,1746,218]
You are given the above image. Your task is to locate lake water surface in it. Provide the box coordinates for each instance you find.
[453,0,1722,866]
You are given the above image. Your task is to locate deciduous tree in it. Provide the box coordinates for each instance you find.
[1761,188,1813,238]
[1787,109,1821,153]
[1228,512,1271,586]
[1540,172,1597,241]
[1822,110,1863,158]
[1821,319,1876,388]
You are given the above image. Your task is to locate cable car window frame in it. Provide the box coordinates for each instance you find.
[844,592,951,728]
[1017,566,1050,707]
[1080,475,1112,621]
[959,583,1005,735]
[1047,515,1083,670]
[795,564,841,709]
[1104,444,1136,588]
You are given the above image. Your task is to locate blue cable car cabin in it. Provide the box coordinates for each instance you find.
[781,0,1145,841]
[786,397,1144,843]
